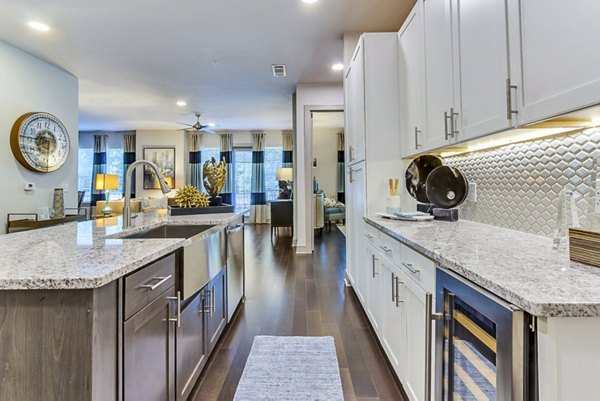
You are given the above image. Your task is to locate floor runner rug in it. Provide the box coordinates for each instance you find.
[233,336,344,401]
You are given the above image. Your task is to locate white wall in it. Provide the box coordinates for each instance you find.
[0,40,78,230]
[313,126,342,199]
[294,83,344,253]
[200,130,283,149]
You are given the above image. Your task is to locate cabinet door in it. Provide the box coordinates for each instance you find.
[380,258,406,381]
[348,163,367,304]
[124,286,175,401]
[207,270,227,355]
[455,0,512,140]
[423,0,455,150]
[403,275,429,401]
[365,246,382,334]
[514,0,600,125]
[399,1,426,157]
[345,40,366,165]
[176,291,207,401]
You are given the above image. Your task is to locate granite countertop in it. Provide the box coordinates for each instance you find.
[366,216,600,317]
[0,210,246,290]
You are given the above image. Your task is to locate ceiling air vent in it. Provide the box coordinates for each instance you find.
[272,64,287,77]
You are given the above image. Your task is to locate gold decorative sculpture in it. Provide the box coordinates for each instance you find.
[203,157,227,197]
[174,185,210,208]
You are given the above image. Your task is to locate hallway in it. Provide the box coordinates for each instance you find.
[191,225,405,401]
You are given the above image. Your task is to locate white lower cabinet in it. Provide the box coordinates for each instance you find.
[365,245,383,335]
[380,257,407,379]
[360,224,435,401]
[403,274,428,401]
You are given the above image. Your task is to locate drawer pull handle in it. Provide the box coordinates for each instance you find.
[402,262,420,275]
[365,233,374,240]
[379,245,392,254]
[138,275,172,291]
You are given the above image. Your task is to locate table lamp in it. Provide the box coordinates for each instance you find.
[95,173,119,216]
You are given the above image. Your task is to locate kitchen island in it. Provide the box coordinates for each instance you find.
[364,216,600,401]
[0,210,246,401]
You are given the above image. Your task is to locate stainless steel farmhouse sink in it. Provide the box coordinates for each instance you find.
[122,224,225,300]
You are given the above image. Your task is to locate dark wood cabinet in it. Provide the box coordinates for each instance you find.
[176,290,208,401]
[206,269,227,355]
[124,285,176,401]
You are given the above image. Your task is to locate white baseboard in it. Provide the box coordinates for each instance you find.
[295,245,312,254]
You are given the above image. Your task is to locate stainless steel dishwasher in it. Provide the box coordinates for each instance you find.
[226,217,245,322]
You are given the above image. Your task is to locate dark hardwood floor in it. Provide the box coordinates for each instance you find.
[190,224,405,401]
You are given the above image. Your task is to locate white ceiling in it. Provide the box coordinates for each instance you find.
[0,0,413,131]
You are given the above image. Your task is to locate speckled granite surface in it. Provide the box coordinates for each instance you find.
[0,210,246,290]
[366,216,600,317]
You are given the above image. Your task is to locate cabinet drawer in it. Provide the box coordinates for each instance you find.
[400,244,435,293]
[125,253,176,320]
[378,231,402,265]
[363,223,380,247]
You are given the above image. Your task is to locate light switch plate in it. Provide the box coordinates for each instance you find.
[24,182,35,191]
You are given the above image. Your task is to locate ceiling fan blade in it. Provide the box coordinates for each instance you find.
[178,122,195,127]
[201,128,217,134]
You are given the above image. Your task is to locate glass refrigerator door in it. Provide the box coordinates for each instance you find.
[443,293,498,401]
[436,269,522,401]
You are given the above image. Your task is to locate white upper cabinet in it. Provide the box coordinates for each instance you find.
[400,0,515,155]
[512,0,600,125]
[345,33,401,164]
[454,0,513,140]
[422,0,455,151]
[345,43,366,165]
[399,1,426,157]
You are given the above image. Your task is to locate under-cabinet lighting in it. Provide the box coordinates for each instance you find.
[302,0,318,3]
[331,63,344,71]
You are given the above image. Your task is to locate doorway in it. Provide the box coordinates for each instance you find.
[311,111,346,248]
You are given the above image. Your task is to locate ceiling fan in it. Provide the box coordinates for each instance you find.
[179,113,217,134]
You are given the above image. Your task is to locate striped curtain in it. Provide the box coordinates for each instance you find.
[337,131,345,203]
[219,133,233,205]
[282,129,293,168]
[90,134,107,206]
[123,133,136,198]
[250,131,267,223]
[188,132,203,190]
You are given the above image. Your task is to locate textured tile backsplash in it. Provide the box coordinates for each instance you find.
[444,128,600,237]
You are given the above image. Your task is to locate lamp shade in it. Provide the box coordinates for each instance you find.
[95,174,119,191]
[276,167,293,181]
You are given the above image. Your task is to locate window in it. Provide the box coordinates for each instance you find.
[107,148,124,197]
[78,148,94,203]
[233,148,252,210]
[77,141,125,203]
[265,147,283,201]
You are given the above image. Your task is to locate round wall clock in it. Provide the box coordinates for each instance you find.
[10,112,70,173]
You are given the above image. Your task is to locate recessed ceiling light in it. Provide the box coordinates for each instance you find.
[302,0,318,3]
[331,63,344,71]
[208,122,216,127]
[176,100,187,107]
[28,21,50,32]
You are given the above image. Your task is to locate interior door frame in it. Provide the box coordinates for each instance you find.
[303,105,344,253]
